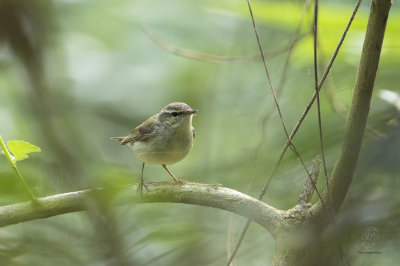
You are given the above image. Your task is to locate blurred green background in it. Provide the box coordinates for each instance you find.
[0,0,399,265]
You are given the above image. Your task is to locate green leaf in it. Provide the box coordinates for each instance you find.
[7,140,41,163]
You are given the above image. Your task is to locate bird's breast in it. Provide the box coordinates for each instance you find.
[132,125,194,165]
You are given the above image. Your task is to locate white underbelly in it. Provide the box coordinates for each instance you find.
[131,134,192,165]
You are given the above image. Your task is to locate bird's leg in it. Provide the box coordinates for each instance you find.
[162,164,184,183]
[137,162,148,195]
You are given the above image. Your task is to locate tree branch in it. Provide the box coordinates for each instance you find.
[142,25,310,63]
[312,0,392,218]
[0,183,283,233]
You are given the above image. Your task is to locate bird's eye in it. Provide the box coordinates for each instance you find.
[171,112,179,117]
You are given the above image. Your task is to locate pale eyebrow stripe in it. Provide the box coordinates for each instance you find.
[163,110,185,115]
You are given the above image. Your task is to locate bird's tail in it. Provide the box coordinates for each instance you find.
[110,136,126,144]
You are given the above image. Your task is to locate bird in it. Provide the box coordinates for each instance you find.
[111,102,197,192]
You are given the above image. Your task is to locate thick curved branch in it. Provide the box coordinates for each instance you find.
[0,183,283,233]
[312,0,391,218]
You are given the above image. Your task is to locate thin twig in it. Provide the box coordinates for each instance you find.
[228,151,328,265]
[244,0,291,140]
[313,1,322,186]
[227,0,362,264]
[142,25,310,63]
[313,0,331,210]
[313,2,348,265]
[262,0,363,197]
[252,0,312,161]
[226,0,315,264]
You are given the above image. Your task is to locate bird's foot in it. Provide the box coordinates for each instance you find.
[137,181,149,196]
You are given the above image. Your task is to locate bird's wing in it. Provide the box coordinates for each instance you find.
[120,114,159,145]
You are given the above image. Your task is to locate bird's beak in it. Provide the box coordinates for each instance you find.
[186,109,198,115]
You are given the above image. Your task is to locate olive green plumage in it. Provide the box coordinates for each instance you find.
[111,102,197,184]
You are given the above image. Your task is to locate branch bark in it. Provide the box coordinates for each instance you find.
[0,183,283,233]
[271,1,391,264]
[312,0,391,218]
[0,2,392,266]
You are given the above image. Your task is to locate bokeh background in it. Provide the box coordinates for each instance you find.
[0,0,399,265]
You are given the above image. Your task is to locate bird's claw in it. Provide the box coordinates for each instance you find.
[137,181,149,196]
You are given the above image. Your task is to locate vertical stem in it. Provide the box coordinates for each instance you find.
[314,0,392,217]
[0,135,38,203]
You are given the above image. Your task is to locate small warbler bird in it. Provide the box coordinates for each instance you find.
[111,102,197,190]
